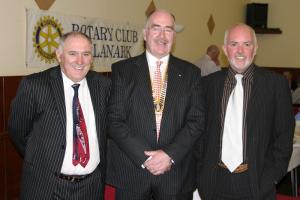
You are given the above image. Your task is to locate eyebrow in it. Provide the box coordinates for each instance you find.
[228,40,253,43]
[67,50,92,54]
[151,23,174,28]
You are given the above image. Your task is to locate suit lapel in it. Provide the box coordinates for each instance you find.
[214,70,227,130]
[161,56,184,126]
[246,66,262,158]
[49,67,66,133]
[208,70,227,162]
[86,73,104,138]
[135,55,157,119]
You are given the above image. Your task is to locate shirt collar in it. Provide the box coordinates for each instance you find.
[61,70,87,88]
[146,50,170,67]
[228,63,255,82]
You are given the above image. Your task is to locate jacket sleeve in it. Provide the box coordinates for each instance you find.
[162,68,205,164]
[8,77,37,156]
[108,64,152,167]
[260,75,295,197]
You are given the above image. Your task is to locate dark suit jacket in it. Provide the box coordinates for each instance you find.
[8,66,111,200]
[197,65,295,200]
[106,53,204,194]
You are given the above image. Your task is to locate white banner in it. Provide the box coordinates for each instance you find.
[26,9,144,71]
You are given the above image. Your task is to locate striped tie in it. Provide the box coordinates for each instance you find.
[72,84,90,167]
[153,61,162,141]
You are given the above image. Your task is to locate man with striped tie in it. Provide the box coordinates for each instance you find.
[106,9,204,200]
[196,23,295,200]
[8,31,110,200]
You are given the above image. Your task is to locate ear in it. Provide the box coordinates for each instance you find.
[254,45,258,56]
[143,28,147,41]
[172,31,176,41]
[222,45,228,57]
[55,49,62,63]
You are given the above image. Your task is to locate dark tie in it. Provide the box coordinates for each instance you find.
[72,84,90,167]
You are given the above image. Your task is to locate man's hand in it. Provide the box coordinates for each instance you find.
[143,150,172,175]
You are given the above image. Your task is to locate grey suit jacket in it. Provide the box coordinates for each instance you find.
[197,65,295,200]
[8,66,111,200]
[106,53,205,194]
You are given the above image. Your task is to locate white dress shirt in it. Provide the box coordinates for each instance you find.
[194,54,221,76]
[60,71,100,175]
[146,50,169,81]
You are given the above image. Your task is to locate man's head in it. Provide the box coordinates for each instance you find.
[143,9,176,59]
[206,45,220,62]
[56,32,93,82]
[223,23,258,73]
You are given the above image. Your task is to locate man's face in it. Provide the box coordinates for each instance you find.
[223,25,257,73]
[143,11,176,59]
[56,35,93,82]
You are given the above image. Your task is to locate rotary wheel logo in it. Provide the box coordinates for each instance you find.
[33,16,63,64]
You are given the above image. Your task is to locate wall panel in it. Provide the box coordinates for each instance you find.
[0,77,4,132]
[3,76,22,131]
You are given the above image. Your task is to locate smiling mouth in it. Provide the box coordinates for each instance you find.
[72,64,85,70]
[156,39,168,45]
[235,53,246,60]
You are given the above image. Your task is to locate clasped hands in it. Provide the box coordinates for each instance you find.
[143,150,173,176]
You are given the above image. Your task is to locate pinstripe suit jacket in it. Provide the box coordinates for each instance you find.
[196,65,295,200]
[106,53,205,194]
[8,66,110,200]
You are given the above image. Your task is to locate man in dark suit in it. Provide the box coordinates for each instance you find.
[196,23,295,199]
[8,32,110,200]
[106,9,204,200]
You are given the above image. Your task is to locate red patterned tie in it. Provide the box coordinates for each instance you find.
[153,61,162,140]
[72,84,90,167]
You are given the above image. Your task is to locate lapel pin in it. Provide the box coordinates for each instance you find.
[178,74,182,77]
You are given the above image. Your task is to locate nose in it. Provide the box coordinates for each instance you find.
[158,29,167,38]
[76,54,83,64]
[237,44,244,53]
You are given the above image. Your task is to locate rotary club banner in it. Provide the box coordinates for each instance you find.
[26,8,144,71]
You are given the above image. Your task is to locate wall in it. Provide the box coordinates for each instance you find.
[0,0,248,76]
[0,76,23,200]
[1,0,299,75]
[249,0,300,68]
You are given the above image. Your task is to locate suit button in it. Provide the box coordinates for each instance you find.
[153,129,156,132]
[61,145,65,150]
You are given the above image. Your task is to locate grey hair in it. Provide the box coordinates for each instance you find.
[223,23,257,46]
[57,31,93,52]
[144,9,175,29]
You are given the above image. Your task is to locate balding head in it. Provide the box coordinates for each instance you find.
[206,45,220,60]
